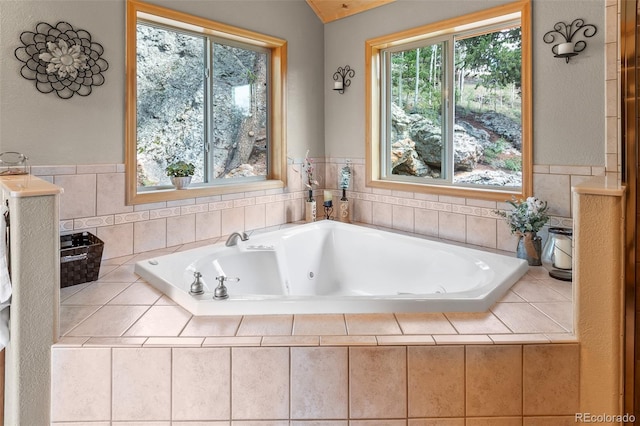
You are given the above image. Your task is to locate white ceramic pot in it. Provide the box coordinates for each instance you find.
[170,176,192,190]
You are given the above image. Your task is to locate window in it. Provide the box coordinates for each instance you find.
[126,0,287,204]
[366,1,531,201]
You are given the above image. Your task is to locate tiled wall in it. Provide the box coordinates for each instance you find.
[327,159,602,251]
[606,0,621,179]
[35,163,309,259]
[33,160,603,259]
[51,343,579,424]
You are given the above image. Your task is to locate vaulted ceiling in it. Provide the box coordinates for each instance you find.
[305,0,396,23]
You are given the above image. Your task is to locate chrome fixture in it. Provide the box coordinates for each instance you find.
[213,275,240,300]
[189,271,205,295]
[333,65,355,94]
[225,231,249,247]
[543,19,597,63]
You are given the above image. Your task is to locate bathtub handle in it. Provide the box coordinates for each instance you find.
[189,271,205,296]
[213,275,239,300]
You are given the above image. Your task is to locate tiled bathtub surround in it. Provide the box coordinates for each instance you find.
[58,233,573,343]
[51,343,579,423]
[54,246,576,423]
[52,209,576,424]
[35,160,602,259]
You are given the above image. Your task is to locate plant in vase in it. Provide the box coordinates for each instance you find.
[495,196,550,265]
[302,150,319,222]
[302,150,319,200]
[338,160,352,222]
[165,160,195,190]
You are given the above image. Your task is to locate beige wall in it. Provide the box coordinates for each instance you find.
[0,0,325,163]
[1,0,607,166]
[323,0,606,166]
[2,0,612,248]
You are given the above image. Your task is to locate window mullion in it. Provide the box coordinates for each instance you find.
[444,37,455,184]
[204,38,213,183]
[382,51,392,179]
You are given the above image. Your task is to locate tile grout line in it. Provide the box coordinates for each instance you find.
[118,304,154,338]
[488,306,518,334]
[110,347,114,423]
[528,301,572,333]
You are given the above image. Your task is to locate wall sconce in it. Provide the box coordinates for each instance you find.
[543,19,597,63]
[333,65,355,94]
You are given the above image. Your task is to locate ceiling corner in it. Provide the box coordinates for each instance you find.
[305,0,396,24]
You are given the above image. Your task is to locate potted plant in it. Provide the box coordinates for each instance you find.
[302,150,319,222]
[495,196,550,265]
[165,160,195,190]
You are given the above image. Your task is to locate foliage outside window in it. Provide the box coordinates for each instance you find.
[125,0,287,204]
[366,0,531,201]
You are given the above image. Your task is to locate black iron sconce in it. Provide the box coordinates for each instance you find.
[543,19,598,63]
[333,65,355,94]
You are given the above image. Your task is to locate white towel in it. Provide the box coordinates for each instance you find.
[0,206,11,304]
[0,206,11,350]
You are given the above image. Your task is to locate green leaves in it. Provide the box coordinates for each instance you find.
[165,160,195,177]
[495,196,550,234]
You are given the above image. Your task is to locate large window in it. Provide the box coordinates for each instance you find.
[126,0,287,204]
[366,1,531,201]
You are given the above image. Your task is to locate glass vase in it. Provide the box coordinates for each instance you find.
[541,227,572,281]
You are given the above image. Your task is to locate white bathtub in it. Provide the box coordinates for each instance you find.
[134,221,528,315]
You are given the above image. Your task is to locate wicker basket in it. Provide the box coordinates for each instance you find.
[60,232,104,288]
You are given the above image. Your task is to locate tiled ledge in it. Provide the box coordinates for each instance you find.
[56,332,576,349]
[56,224,575,348]
[572,175,625,196]
[0,174,62,197]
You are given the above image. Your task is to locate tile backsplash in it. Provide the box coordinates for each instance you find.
[32,160,602,259]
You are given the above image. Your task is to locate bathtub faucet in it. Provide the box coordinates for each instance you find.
[214,275,240,300]
[225,231,249,247]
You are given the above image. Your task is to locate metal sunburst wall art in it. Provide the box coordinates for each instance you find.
[14,22,109,99]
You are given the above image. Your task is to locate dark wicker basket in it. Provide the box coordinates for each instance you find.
[60,232,104,288]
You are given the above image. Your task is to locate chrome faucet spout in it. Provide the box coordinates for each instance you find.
[225,231,249,247]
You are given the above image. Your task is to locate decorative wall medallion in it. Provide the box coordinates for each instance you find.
[14,22,109,99]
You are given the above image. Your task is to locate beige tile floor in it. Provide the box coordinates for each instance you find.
[57,225,575,348]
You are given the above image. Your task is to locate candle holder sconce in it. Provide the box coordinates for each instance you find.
[543,19,597,63]
[333,65,355,94]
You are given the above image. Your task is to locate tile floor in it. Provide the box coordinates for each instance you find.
[57,224,575,348]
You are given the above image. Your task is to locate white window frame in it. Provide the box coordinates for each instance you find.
[365,0,532,202]
[125,0,287,205]
[135,19,271,191]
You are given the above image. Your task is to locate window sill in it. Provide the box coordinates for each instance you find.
[126,178,286,205]
[367,178,526,203]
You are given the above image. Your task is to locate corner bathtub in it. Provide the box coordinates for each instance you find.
[135,221,528,315]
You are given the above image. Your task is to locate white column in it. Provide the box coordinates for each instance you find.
[1,175,62,426]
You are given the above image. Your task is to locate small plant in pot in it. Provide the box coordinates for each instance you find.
[165,160,195,190]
